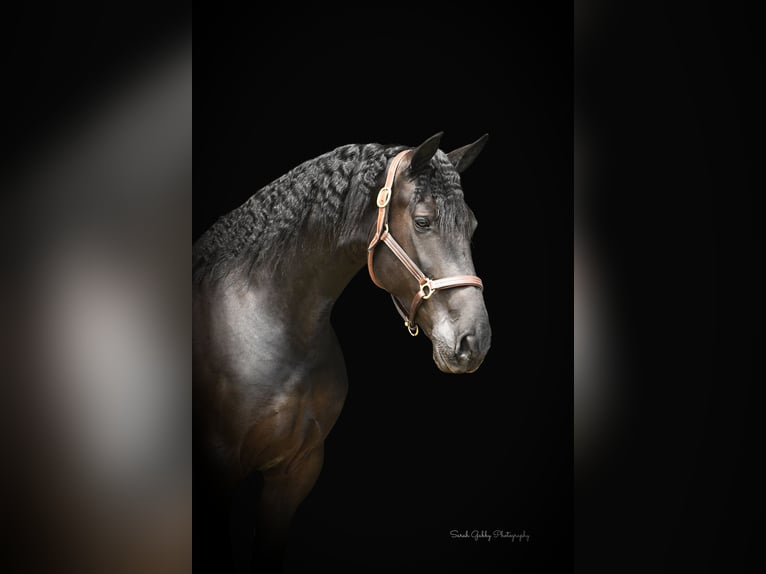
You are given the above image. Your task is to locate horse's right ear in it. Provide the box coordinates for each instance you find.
[447,133,489,173]
[408,132,444,174]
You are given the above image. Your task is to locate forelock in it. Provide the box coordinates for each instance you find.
[410,150,473,239]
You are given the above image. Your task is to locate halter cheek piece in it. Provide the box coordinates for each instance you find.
[367,149,484,336]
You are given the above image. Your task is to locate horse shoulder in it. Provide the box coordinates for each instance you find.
[195,280,348,477]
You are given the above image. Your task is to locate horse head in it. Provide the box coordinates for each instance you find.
[368,132,492,374]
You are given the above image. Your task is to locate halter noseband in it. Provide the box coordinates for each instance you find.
[367,149,484,336]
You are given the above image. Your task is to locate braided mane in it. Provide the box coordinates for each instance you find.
[193,142,473,285]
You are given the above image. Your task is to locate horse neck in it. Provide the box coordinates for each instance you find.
[249,213,374,336]
[239,148,391,336]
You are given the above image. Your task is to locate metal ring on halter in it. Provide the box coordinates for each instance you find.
[419,278,434,300]
[405,321,419,337]
[376,186,392,208]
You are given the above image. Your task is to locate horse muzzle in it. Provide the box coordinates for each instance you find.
[431,324,491,374]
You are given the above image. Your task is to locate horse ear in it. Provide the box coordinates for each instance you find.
[447,133,489,173]
[408,132,443,174]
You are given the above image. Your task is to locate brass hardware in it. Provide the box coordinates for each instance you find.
[377,186,392,208]
[405,321,419,336]
[419,278,434,300]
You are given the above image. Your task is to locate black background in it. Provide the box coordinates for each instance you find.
[16,2,763,573]
[0,1,766,572]
[3,1,763,573]
[195,4,572,573]
[576,4,763,573]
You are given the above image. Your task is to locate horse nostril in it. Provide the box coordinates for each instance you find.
[457,333,475,363]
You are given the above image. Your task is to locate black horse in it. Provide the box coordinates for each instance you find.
[193,132,491,569]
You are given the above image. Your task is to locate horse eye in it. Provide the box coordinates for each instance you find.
[414,217,431,230]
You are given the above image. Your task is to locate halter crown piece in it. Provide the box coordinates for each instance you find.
[367,149,484,336]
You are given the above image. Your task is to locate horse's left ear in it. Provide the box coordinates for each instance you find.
[447,133,489,173]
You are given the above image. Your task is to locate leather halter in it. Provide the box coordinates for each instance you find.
[367,149,484,336]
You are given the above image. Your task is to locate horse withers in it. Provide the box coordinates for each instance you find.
[193,132,491,569]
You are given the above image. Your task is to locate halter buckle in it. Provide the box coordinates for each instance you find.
[405,321,419,337]
[376,186,392,208]
[419,278,434,300]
